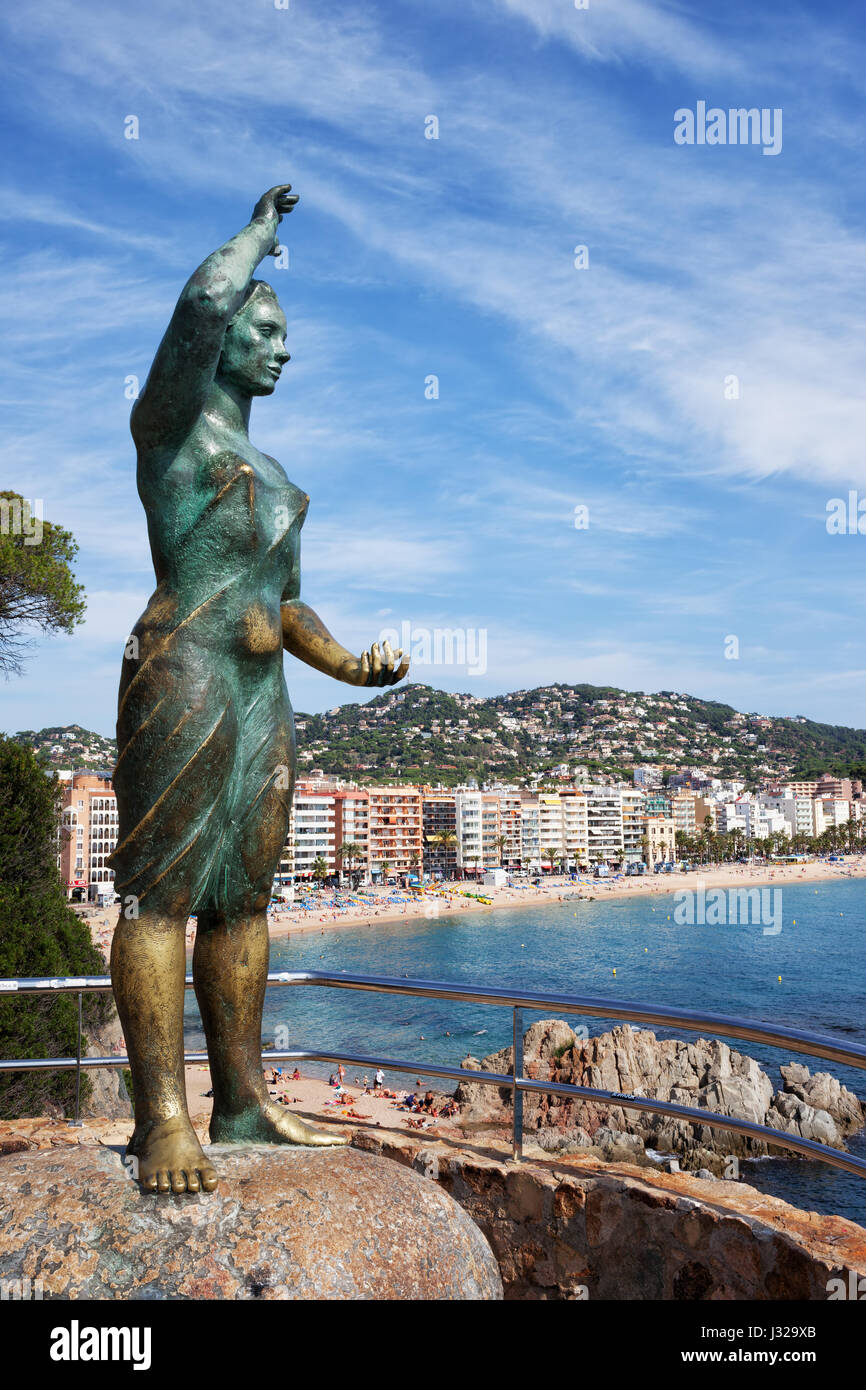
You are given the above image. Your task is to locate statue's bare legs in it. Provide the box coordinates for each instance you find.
[112,907,347,1194]
[194,909,349,1148]
[111,915,218,1194]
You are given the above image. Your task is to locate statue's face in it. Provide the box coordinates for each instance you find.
[218,294,290,396]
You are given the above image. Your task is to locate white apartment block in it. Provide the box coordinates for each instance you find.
[481,794,503,867]
[290,794,336,879]
[585,787,624,862]
[562,793,589,868]
[454,791,483,871]
[759,794,812,839]
[498,792,523,866]
[620,788,646,863]
[520,798,541,869]
[538,794,567,866]
[813,798,850,834]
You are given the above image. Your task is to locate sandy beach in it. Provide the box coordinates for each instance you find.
[77,855,866,959]
[262,854,866,939]
[183,1062,464,1143]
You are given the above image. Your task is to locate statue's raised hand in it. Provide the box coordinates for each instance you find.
[252,185,299,255]
[340,640,410,688]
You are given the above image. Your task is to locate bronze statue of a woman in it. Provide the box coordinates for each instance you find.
[109,186,408,1194]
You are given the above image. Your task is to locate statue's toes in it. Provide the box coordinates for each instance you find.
[200,1165,219,1192]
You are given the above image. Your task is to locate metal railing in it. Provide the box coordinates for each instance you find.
[2,969,866,1178]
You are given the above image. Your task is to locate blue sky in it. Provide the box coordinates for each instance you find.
[2,0,866,736]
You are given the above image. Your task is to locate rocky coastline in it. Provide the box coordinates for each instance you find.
[455,1020,866,1177]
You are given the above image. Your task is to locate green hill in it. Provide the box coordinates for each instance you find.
[12,685,866,788]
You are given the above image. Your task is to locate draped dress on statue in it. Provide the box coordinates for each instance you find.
[109,449,307,919]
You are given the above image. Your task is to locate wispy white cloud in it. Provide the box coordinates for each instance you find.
[492,0,745,78]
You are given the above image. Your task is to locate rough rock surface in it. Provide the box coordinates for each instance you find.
[353,1127,866,1301]
[455,1021,865,1173]
[0,1143,502,1300]
[2,1118,865,1300]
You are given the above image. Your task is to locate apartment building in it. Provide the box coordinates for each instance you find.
[367,786,423,877]
[759,793,813,839]
[497,791,523,867]
[290,792,337,880]
[422,791,458,876]
[334,789,370,877]
[454,791,483,872]
[57,772,118,902]
[520,796,541,870]
[620,788,646,864]
[538,793,567,868]
[481,793,503,868]
[561,791,589,869]
[585,786,624,863]
[645,815,677,865]
[814,775,861,801]
[633,765,663,787]
[644,792,672,819]
[813,798,850,834]
[715,802,748,836]
[670,791,698,836]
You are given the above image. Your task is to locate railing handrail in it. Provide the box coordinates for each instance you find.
[2,969,866,1181]
[4,969,866,1070]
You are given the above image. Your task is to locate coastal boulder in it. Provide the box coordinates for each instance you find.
[455,1021,865,1171]
[779,1063,864,1135]
[767,1093,842,1149]
[0,1143,503,1300]
[456,1019,577,1122]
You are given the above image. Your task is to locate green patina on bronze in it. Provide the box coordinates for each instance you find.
[108,187,409,1194]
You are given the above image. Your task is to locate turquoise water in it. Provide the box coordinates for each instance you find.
[184,878,866,1224]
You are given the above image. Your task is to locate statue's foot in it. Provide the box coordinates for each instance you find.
[210,1098,350,1147]
[127,1114,219,1194]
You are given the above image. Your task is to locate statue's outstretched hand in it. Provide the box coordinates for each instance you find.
[341,640,410,688]
[251,185,299,256]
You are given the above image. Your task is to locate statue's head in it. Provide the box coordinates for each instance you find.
[217,280,289,397]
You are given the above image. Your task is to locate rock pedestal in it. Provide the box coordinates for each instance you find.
[0,1143,502,1300]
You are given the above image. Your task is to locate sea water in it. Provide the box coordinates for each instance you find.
[184,876,866,1223]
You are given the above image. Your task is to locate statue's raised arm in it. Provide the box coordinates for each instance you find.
[131,185,299,463]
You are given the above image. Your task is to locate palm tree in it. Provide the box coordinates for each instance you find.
[337,840,365,887]
[312,855,328,887]
[380,859,391,883]
[541,845,561,875]
[428,829,456,878]
[495,833,508,867]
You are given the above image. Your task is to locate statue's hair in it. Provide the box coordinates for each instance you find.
[227,279,281,329]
